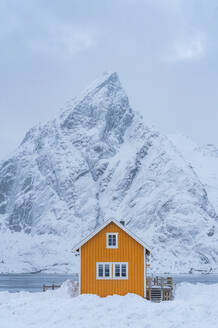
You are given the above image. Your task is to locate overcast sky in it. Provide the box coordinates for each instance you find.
[1,0,218,159]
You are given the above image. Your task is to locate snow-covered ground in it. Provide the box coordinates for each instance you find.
[0,282,217,328]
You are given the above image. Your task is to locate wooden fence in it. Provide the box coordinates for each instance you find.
[42,284,61,292]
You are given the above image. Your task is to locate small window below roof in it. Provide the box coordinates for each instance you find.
[106,233,118,248]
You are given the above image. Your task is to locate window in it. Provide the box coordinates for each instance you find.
[96,262,128,280]
[96,263,112,279]
[115,263,120,277]
[113,263,128,279]
[106,233,118,248]
[98,264,103,278]
[105,264,110,277]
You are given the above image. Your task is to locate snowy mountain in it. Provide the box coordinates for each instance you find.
[168,134,218,214]
[0,72,218,274]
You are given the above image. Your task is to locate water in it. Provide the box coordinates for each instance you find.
[0,273,217,293]
[152,273,218,286]
[171,273,218,285]
[0,273,77,293]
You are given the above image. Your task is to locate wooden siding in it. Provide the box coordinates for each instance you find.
[80,222,145,297]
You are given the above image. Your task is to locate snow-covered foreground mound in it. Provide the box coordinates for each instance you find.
[0,283,217,328]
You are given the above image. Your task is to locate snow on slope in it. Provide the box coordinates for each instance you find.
[168,134,218,213]
[0,283,218,328]
[0,72,218,274]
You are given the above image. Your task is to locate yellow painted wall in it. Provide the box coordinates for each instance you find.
[80,222,145,297]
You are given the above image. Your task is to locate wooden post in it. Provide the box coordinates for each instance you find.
[167,277,173,288]
[52,283,54,290]
[161,278,164,288]
[43,284,46,292]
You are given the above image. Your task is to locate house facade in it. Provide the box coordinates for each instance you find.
[72,219,150,297]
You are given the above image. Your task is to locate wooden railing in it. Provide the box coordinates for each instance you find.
[42,284,61,292]
[146,276,173,288]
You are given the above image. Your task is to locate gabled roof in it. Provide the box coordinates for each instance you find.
[72,218,151,254]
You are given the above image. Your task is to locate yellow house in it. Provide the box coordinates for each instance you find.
[72,218,150,297]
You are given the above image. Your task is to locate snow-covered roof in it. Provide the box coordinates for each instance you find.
[72,218,151,254]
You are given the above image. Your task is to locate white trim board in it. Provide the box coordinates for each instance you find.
[144,250,146,298]
[72,218,151,253]
[79,247,81,295]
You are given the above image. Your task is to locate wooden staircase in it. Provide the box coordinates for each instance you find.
[150,287,162,302]
[146,276,174,302]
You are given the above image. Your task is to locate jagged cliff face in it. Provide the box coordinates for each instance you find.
[0,72,218,273]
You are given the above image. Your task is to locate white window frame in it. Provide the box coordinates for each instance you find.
[96,262,112,279]
[96,262,128,280]
[106,233,118,249]
[113,262,128,280]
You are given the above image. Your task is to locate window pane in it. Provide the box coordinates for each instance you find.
[115,264,120,277]
[108,235,112,246]
[121,264,126,277]
[105,264,110,277]
[112,235,116,246]
[98,264,103,277]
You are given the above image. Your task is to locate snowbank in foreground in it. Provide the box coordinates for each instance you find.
[0,283,217,328]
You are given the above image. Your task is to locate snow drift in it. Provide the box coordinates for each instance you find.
[0,282,217,328]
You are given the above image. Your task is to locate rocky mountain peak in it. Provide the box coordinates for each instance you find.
[0,73,218,274]
[60,72,133,143]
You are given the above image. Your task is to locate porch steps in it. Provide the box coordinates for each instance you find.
[150,287,162,302]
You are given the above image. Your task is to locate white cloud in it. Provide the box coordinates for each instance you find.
[166,37,205,62]
[54,25,95,56]
[29,24,96,57]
